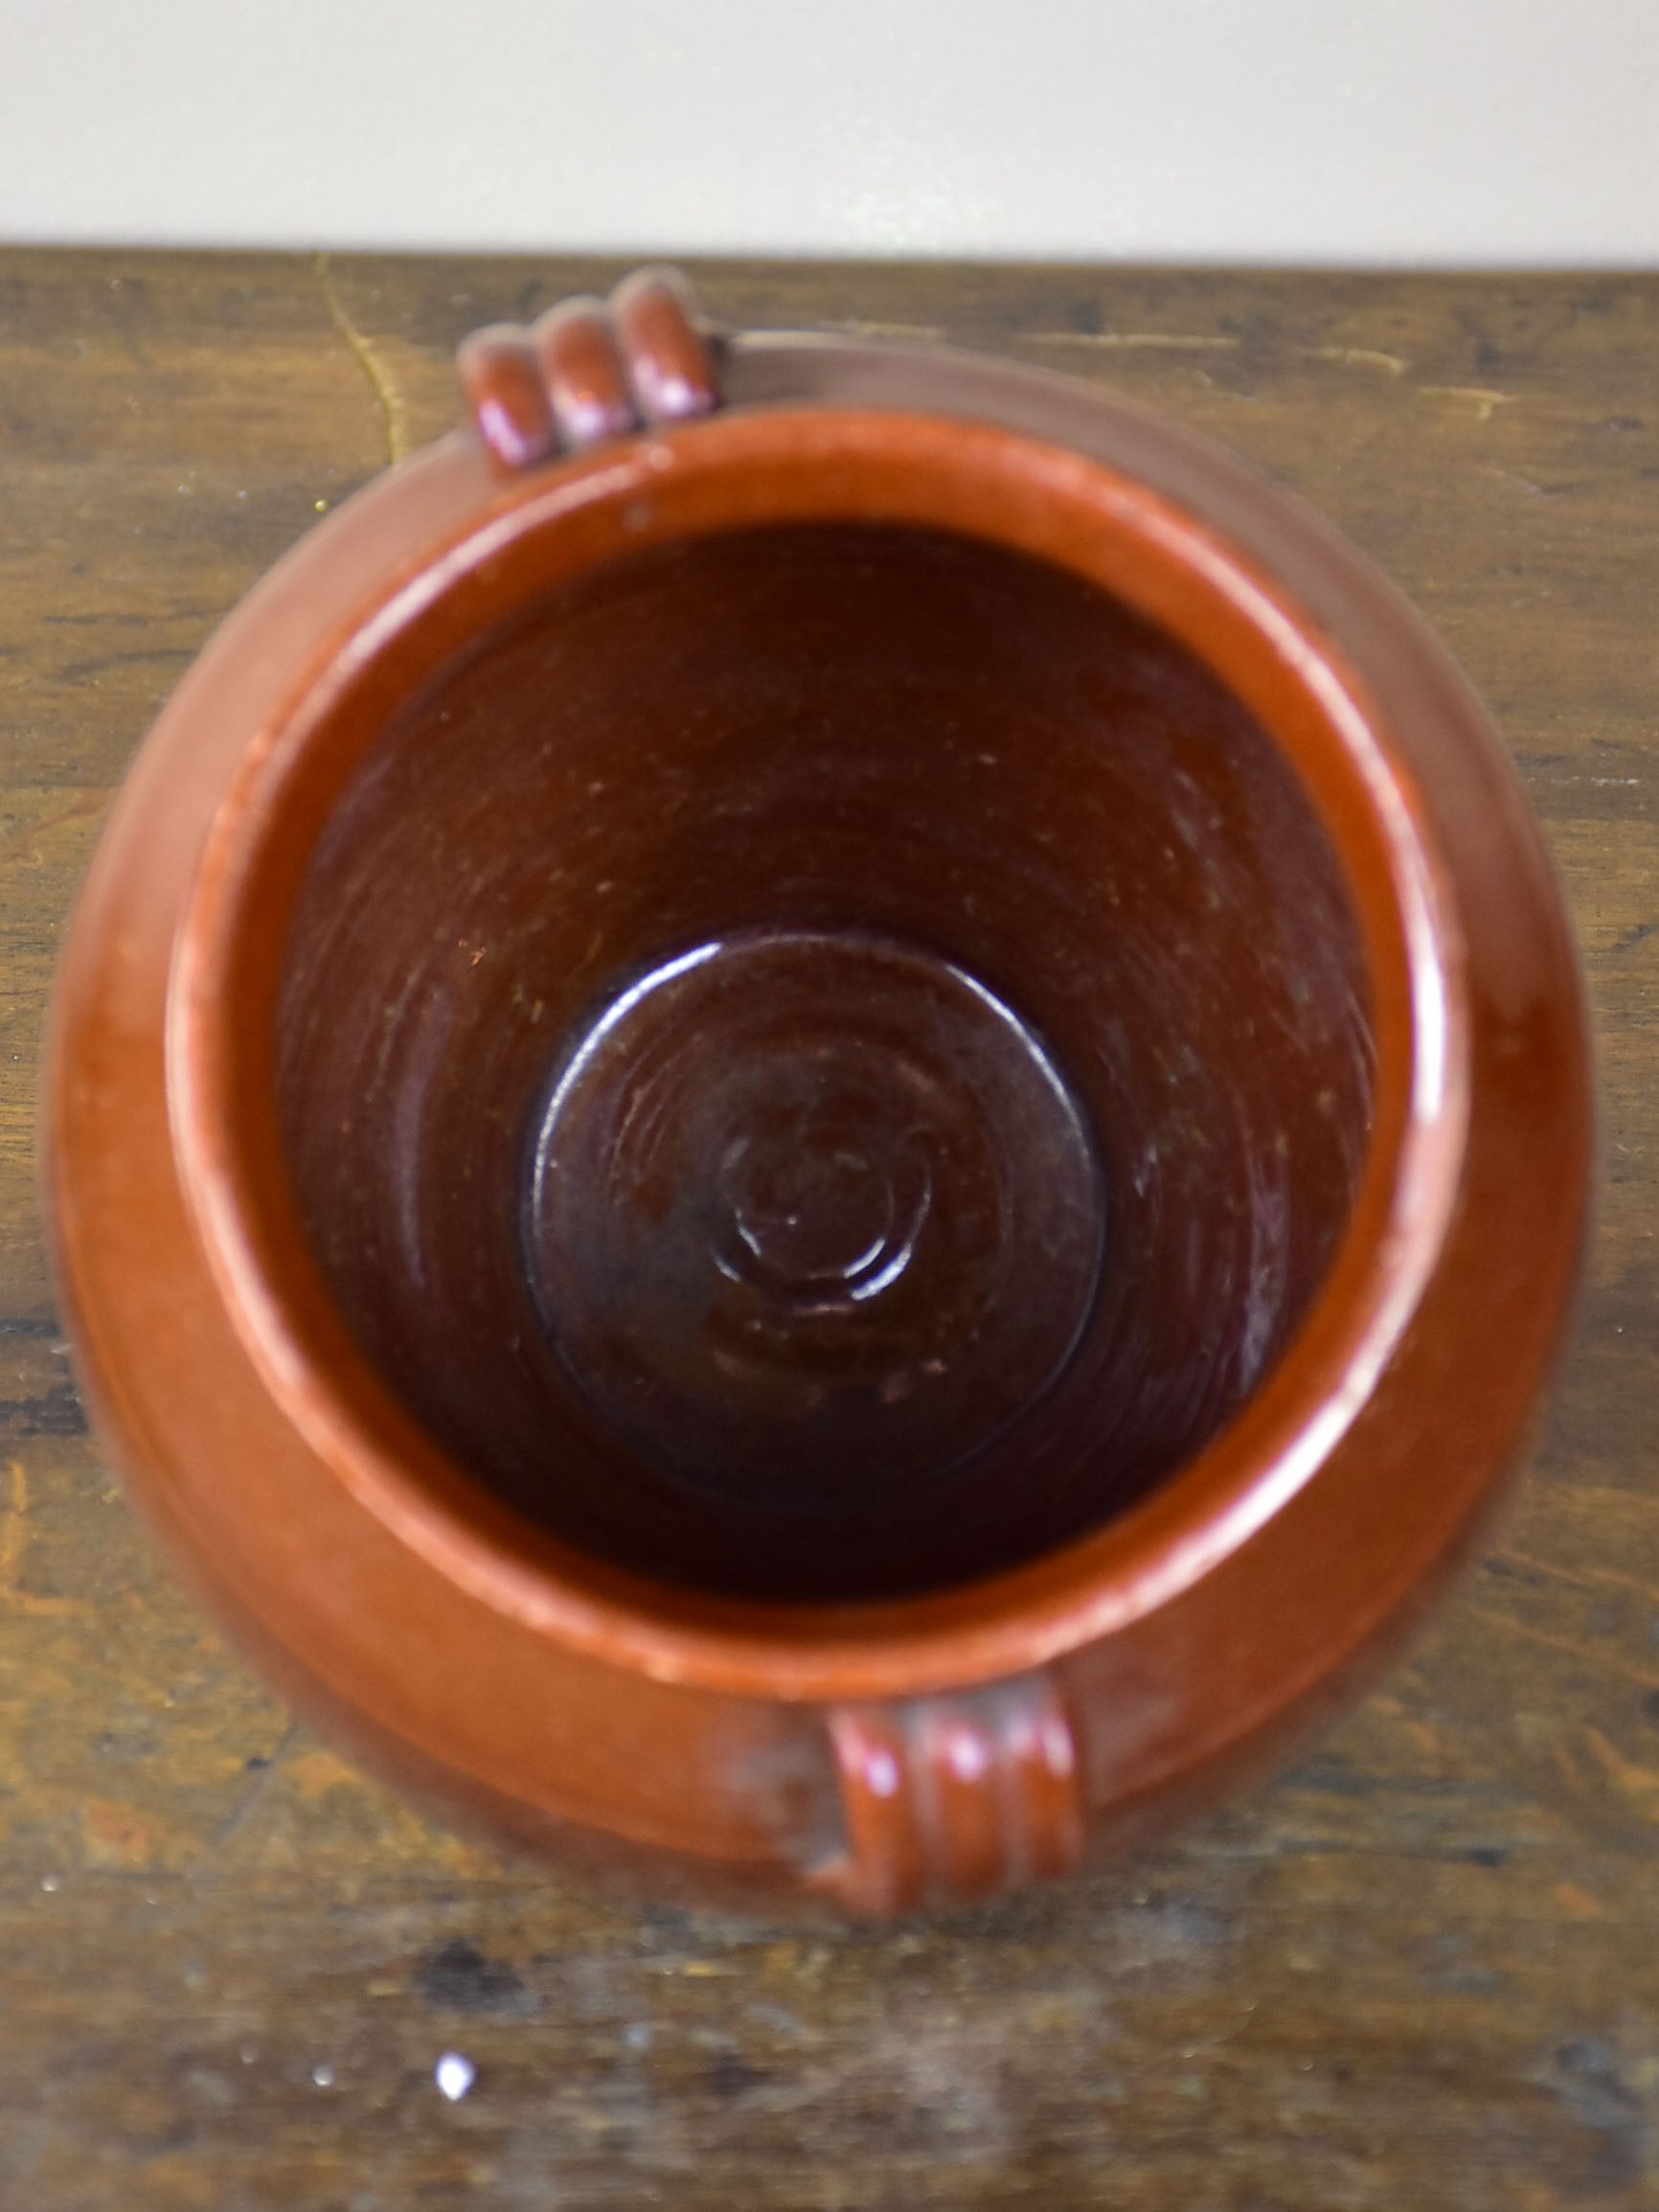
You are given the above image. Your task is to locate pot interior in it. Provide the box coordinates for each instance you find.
[275,519,1375,1602]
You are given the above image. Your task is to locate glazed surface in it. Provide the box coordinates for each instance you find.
[43,268,1589,1918]
[277,522,1371,1602]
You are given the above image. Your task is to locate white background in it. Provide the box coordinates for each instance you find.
[1,0,1655,264]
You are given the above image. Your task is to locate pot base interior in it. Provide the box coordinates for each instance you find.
[522,922,1105,1518]
[275,519,1375,1603]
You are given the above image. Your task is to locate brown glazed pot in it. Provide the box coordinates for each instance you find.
[44,272,1591,1915]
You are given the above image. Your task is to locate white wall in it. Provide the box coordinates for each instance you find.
[3,0,1655,264]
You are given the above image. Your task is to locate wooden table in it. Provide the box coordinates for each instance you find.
[1,252,1655,2210]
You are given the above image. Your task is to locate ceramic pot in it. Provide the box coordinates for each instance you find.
[44,272,1590,1915]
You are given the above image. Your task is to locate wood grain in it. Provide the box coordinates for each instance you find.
[1,249,1656,2209]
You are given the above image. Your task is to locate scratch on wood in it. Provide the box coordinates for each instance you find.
[0,789,107,870]
[1553,1881,1608,1919]
[1464,1606,1659,1692]
[214,1721,301,1855]
[1306,346,1408,376]
[314,252,411,467]
[825,319,946,342]
[1420,384,1514,424]
[1481,466,1558,498]
[1020,331,1238,353]
[1494,1547,1659,1606]
[1579,1725,1659,1817]
[57,647,195,682]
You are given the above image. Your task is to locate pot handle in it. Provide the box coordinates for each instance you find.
[827,1672,1084,1916]
[457,267,721,471]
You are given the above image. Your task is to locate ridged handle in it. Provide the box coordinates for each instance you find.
[829,1673,1084,1916]
[458,267,720,471]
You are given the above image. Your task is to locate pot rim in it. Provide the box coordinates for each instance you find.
[164,387,1471,1701]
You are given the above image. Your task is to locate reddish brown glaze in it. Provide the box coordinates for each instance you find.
[465,269,718,470]
[532,300,634,450]
[610,265,719,426]
[261,521,1368,1614]
[456,325,556,472]
[831,1675,1082,1915]
[43,273,1591,1915]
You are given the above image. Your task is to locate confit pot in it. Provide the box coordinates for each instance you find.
[44,271,1591,1915]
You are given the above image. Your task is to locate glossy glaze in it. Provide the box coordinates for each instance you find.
[270,517,1369,1607]
[458,268,716,471]
[44,273,1591,1914]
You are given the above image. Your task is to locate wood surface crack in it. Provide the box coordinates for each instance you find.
[0,1459,88,1618]
[313,253,411,467]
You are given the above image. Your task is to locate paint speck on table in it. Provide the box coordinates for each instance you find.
[436,2052,476,2102]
